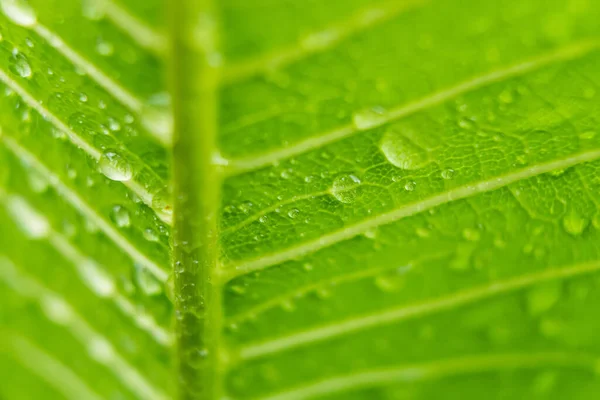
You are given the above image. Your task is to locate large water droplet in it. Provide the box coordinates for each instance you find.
[380,128,429,170]
[352,106,387,130]
[134,264,162,296]
[152,188,172,216]
[331,173,361,203]
[526,282,561,316]
[9,51,32,78]
[99,150,133,181]
[562,209,588,236]
[0,0,37,27]
[110,205,131,228]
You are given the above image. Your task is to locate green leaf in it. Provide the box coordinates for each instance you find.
[1,0,600,399]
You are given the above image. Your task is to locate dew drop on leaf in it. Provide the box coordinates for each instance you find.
[152,188,172,216]
[0,0,37,27]
[352,106,387,130]
[331,173,361,203]
[134,264,162,296]
[441,168,455,180]
[99,150,133,181]
[562,209,588,236]
[526,282,561,316]
[404,181,416,191]
[380,128,429,170]
[287,208,300,219]
[9,51,32,78]
[110,205,131,228]
[143,228,159,242]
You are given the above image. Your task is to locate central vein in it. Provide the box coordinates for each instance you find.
[168,0,223,398]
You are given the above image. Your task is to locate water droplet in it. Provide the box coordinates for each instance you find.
[441,168,455,180]
[498,89,514,104]
[99,150,133,181]
[287,208,300,219]
[143,228,159,242]
[6,196,50,238]
[80,260,115,297]
[302,263,313,271]
[134,264,162,296]
[107,117,121,131]
[352,106,387,130]
[380,128,429,170]
[374,265,411,292]
[110,205,131,228]
[9,51,31,78]
[331,173,361,203]
[96,37,114,56]
[526,282,561,316]
[1,0,37,27]
[79,92,88,102]
[562,209,588,236]
[404,181,416,191]
[258,215,268,223]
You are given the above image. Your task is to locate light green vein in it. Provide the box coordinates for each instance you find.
[1,135,168,281]
[0,256,168,400]
[257,352,599,400]
[0,69,172,223]
[221,0,428,84]
[5,333,104,400]
[225,148,600,279]
[238,259,600,360]
[224,39,599,174]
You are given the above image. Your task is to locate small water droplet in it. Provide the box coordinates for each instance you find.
[96,37,114,56]
[287,208,300,219]
[331,173,361,203]
[143,228,159,242]
[110,205,131,228]
[1,0,37,27]
[562,209,588,236]
[79,92,88,102]
[9,51,31,78]
[526,282,561,316]
[99,150,133,181]
[404,181,416,191]
[352,106,387,130]
[134,264,162,295]
[380,128,429,170]
[441,168,455,180]
[498,89,514,104]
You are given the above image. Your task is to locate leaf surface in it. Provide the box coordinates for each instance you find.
[1,0,600,399]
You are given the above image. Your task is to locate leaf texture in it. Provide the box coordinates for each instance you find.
[1,0,600,399]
